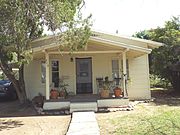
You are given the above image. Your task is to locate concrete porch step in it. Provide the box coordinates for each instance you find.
[70,102,98,113]
[43,101,70,110]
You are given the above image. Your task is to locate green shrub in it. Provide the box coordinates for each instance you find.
[150,74,171,88]
[0,73,6,80]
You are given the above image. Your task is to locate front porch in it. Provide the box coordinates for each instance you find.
[43,50,129,101]
[25,31,156,104]
[43,94,129,113]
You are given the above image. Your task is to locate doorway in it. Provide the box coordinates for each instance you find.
[76,58,92,94]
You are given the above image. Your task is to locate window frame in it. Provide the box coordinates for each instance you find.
[111,59,121,86]
[41,61,46,84]
[51,60,60,87]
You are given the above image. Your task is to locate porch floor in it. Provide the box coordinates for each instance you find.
[48,94,100,102]
[47,94,128,102]
[43,94,129,112]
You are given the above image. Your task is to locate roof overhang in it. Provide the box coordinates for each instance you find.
[92,31,164,49]
[31,31,165,59]
[32,36,152,54]
[89,36,152,54]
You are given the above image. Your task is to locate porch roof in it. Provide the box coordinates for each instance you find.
[31,31,163,57]
[92,31,164,49]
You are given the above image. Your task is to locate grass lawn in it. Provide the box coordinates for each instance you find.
[96,103,180,135]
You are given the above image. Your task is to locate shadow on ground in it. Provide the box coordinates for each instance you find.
[0,119,23,131]
[151,90,180,106]
[0,100,38,117]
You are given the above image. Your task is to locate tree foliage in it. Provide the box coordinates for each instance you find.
[134,17,180,92]
[0,0,92,103]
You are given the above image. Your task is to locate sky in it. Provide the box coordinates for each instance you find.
[82,0,180,36]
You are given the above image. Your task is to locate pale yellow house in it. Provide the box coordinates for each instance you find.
[24,31,163,101]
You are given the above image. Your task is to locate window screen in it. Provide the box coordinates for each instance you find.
[41,61,46,83]
[51,60,59,87]
[112,60,120,78]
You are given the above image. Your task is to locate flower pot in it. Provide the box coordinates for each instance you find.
[100,89,109,98]
[50,89,59,99]
[59,90,65,97]
[114,87,122,97]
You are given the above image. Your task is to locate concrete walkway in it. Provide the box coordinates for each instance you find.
[66,112,100,135]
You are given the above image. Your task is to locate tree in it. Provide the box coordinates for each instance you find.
[134,17,180,93]
[0,0,91,104]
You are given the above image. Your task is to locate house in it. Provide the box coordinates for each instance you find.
[24,31,163,103]
[0,68,2,76]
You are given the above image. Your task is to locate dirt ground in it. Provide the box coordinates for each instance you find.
[0,90,179,135]
[0,100,37,117]
[0,100,71,135]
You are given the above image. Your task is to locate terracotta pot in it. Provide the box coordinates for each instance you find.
[50,89,59,99]
[59,90,65,97]
[114,87,122,97]
[100,89,109,98]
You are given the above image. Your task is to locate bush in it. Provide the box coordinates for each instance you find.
[150,74,171,88]
[0,73,6,80]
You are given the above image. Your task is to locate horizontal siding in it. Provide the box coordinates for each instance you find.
[24,61,45,100]
[24,53,151,100]
[127,54,151,99]
[25,53,121,99]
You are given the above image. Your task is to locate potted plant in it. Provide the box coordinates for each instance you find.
[50,89,59,99]
[100,76,111,98]
[32,93,45,107]
[113,87,122,97]
[59,79,69,98]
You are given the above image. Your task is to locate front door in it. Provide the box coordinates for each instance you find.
[76,58,92,94]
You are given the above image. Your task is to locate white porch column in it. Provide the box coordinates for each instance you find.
[122,51,127,97]
[45,51,50,100]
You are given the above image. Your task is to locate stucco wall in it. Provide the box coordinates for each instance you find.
[127,54,151,100]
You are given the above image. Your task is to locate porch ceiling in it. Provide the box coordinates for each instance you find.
[87,41,124,51]
[32,47,146,60]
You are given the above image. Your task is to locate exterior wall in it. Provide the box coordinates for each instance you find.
[24,60,46,100]
[0,70,2,75]
[24,53,121,100]
[127,54,151,100]
[24,52,151,100]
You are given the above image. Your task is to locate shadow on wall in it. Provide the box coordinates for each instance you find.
[0,119,23,131]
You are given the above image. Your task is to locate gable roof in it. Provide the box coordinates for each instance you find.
[91,31,164,49]
[31,31,163,54]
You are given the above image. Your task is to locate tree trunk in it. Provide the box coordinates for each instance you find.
[18,64,27,104]
[0,61,27,104]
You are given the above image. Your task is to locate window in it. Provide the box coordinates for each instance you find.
[126,60,129,79]
[112,60,120,85]
[121,59,129,79]
[41,61,46,83]
[51,60,59,87]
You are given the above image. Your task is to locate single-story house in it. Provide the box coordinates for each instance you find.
[25,31,163,101]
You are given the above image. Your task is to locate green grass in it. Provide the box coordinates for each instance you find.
[98,105,180,135]
[112,107,180,135]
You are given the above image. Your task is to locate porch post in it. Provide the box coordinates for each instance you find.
[122,51,127,97]
[45,51,50,100]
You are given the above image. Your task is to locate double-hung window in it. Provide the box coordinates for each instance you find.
[41,61,46,83]
[51,60,59,87]
[112,59,120,85]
